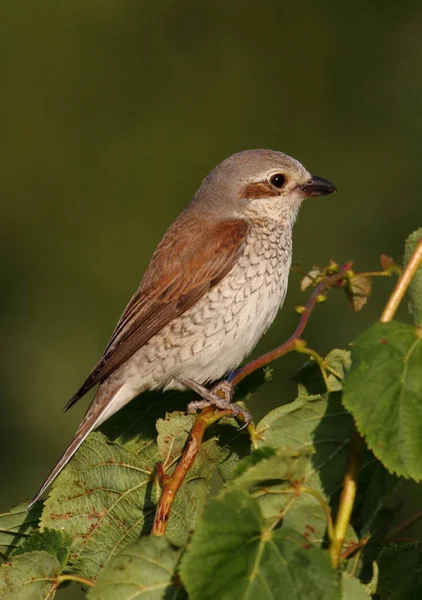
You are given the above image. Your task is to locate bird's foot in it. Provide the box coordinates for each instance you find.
[179,378,252,426]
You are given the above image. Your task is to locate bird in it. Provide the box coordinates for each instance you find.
[27,149,336,509]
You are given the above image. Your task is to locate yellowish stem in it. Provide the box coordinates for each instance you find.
[56,574,94,588]
[380,239,422,323]
[296,346,332,391]
[329,431,364,568]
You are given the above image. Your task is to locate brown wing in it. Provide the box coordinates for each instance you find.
[64,216,249,410]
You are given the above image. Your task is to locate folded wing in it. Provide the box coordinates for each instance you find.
[64,216,249,410]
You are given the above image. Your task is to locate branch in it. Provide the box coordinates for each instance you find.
[152,406,231,536]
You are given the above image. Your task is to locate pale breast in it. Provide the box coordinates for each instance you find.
[159,222,293,384]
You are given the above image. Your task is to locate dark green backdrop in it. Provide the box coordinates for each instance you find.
[1,3,421,591]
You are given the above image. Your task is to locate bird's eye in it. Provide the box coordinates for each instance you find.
[270,174,286,189]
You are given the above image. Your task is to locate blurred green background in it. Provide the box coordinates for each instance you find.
[1,0,421,592]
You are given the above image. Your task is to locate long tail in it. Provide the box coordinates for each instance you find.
[27,378,130,510]
[27,408,105,510]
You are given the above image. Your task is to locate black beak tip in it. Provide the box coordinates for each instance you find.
[302,176,337,197]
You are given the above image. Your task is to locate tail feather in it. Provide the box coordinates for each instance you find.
[27,411,103,510]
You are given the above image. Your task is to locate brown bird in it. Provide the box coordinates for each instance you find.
[28,149,336,509]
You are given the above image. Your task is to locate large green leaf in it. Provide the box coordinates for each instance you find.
[88,536,185,600]
[0,502,42,560]
[41,432,156,580]
[377,543,422,599]
[253,389,354,543]
[180,490,340,600]
[343,321,422,480]
[40,426,212,580]
[256,391,353,497]
[0,550,61,600]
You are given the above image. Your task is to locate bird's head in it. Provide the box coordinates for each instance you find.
[193,149,336,224]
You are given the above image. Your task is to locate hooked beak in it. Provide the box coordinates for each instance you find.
[300,176,337,197]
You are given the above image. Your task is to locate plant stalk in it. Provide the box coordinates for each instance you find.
[152,406,230,535]
[380,238,422,322]
[329,431,364,568]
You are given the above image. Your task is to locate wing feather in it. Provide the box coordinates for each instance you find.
[64,216,249,410]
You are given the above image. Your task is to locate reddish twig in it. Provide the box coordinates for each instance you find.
[152,406,231,536]
[341,536,370,560]
[386,510,422,542]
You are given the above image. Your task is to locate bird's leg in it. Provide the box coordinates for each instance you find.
[179,377,252,425]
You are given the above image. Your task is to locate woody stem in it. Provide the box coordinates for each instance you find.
[151,406,231,536]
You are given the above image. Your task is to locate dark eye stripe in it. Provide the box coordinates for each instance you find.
[240,181,282,199]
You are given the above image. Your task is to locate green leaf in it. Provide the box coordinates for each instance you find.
[404,228,422,327]
[343,321,422,480]
[41,432,155,581]
[180,490,340,600]
[254,390,354,543]
[0,502,42,560]
[0,550,61,600]
[341,574,371,599]
[377,543,422,599]
[40,423,214,580]
[88,536,185,600]
[10,528,72,569]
